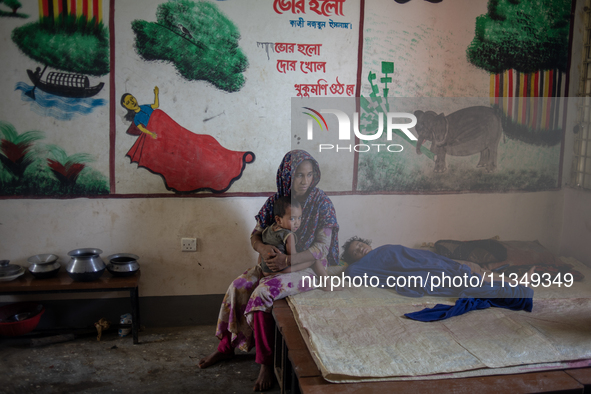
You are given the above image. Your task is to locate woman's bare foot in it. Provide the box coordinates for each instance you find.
[198,350,233,369]
[253,364,274,391]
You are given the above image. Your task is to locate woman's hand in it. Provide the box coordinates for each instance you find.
[149,131,158,139]
[257,244,279,261]
[266,253,290,272]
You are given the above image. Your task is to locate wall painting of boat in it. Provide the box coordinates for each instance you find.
[10,0,109,120]
[26,66,104,99]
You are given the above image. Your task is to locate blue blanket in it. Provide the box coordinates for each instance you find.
[344,245,533,321]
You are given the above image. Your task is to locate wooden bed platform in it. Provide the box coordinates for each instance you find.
[272,299,591,394]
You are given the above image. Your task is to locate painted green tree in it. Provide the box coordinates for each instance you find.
[467,0,571,147]
[11,15,109,76]
[0,0,24,16]
[467,0,571,74]
[132,0,248,92]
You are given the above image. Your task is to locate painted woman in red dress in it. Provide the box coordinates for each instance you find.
[121,86,254,193]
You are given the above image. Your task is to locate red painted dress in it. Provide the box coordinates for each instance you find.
[126,109,254,193]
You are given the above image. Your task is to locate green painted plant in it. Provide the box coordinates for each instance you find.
[11,18,109,76]
[0,121,44,181]
[0,121,108,196]
[0,0,22,15]
[361,67,435,160]
[132,0,248,92]
[467,0,571,74]
[0,160,109,196]
[46,145,94,189]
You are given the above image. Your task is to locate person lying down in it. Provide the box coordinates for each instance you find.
[330,236,535,321]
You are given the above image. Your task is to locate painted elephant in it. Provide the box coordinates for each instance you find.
[413,106,502,173]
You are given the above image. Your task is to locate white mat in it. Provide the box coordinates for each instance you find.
[287,257,591,382]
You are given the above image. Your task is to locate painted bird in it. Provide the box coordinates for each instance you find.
[177,23,193,39]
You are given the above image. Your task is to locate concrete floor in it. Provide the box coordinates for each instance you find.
[0,325,282,394]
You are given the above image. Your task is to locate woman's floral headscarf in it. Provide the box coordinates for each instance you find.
[255,150,339,265]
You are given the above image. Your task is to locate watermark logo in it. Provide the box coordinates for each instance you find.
[302,107,329,131]
[303,107,417,153]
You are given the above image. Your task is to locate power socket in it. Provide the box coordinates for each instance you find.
[181,238,197,252]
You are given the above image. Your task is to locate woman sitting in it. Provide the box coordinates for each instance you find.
[198,150,339,391]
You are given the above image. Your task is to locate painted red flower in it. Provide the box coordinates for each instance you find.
[47,159,86,186]
[0,122,44,180]
[46,145,93,188]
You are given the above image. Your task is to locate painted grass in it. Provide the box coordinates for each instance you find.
[0,160,109,196]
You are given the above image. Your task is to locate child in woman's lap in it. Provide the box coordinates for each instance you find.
[260,196,328,282]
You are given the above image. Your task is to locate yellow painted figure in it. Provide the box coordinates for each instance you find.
[121,86,159,139]
[120,86,255,193]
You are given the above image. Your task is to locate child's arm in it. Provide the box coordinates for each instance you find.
[285,233,296,255]
[276,234,316,273]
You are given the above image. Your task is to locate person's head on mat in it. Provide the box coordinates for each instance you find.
[341,236,373,264]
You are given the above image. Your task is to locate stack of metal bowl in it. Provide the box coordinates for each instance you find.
[107,253,140,277]
[27,254,61,279]
[0,260,25,282]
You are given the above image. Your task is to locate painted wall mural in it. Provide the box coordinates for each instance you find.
[0,0,26,18]
[467,0,571,147]
[11,0,108,120]
[121,87,255,193]
[119,0,258,193]
[114,0,359,194]
[0,121,108,195]
[265,2,358,100]
[0,0,576,198]
[413,106,503,174]
[356,0,570,192]
[131,0,248,92]
[0,0,109,196]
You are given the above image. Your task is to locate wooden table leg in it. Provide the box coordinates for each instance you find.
[130,286,139,344]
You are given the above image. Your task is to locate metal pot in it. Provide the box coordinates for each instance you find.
[66,248,106,281]
[27,254,61,279]
[0,260,21,277]
[107,253,140,277]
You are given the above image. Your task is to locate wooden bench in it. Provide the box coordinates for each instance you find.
[272,298,590,394]
[0,270,141,344]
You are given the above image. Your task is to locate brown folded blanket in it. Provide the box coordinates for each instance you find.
[435,239,507,265]
[435,239,584,281]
